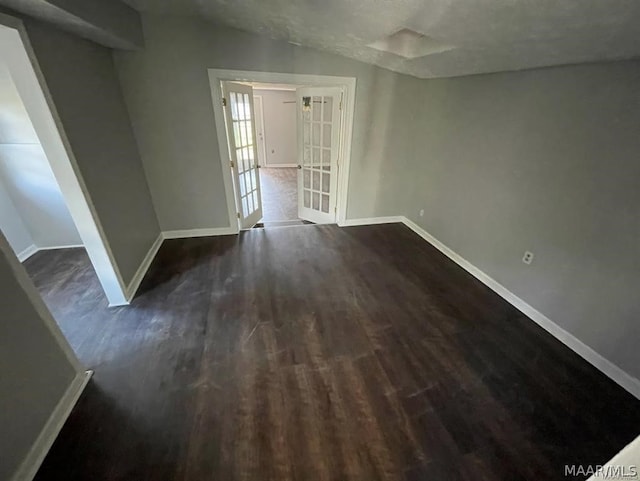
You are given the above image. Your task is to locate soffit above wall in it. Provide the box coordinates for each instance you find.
[123,0,640,79]
[0,0,143,49]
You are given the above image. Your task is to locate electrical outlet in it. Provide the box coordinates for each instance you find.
[419,209,424,217]
[522,251,534,265]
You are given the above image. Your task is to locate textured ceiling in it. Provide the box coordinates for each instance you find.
[123,0,640,78]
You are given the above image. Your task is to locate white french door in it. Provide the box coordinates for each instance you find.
[222,81,263,229]
[297,87,342,224]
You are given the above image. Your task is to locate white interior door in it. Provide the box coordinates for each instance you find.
[253,95,267,168]
[297,87,341,224]
[222,82,262,229]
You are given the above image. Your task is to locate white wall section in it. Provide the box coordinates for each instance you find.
[257,89,297,167]
[0,175,34,257]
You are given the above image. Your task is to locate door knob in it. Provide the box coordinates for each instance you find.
[297,165,302,169]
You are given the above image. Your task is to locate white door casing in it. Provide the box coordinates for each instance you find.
[296,87,342,224]
[208,70,356,231]
[222,82,263,229]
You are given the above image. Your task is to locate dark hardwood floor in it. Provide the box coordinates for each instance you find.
[25,223,640,481]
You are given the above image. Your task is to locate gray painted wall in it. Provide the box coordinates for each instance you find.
[0,61,81,250]
[258,89,297,167]
[24,19,161,284]
[0,232,77,480]
[113,14,420,231]
[402,61,640,380]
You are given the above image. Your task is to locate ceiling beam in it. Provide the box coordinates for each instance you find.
[0,0,142,49]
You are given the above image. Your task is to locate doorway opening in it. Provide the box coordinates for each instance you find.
[0,20,128,313]
[252,84,301,227]
[208,70,356,231]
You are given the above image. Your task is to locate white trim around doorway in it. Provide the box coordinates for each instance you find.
[0,15,129,306]
[207,69,356,231]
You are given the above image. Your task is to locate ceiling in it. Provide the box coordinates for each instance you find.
[124,0,640,79]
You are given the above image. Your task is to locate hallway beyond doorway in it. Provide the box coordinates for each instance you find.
[259,167,298,224]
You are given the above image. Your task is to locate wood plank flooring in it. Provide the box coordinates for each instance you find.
[25,223,640,481]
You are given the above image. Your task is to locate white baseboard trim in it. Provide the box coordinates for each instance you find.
[400,216,640,400]
[18,244,84,263]
[124,233,164,302]
[11,370,93,481]
[17,244,38,262]
[162,227,238,239]
[37,244,84,251]
[339,216,404,227]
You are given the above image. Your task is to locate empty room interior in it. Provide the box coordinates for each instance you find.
[1,1,640,480]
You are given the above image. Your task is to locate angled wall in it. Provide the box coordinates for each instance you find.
[22,18,160,285]
[0,232,81,481]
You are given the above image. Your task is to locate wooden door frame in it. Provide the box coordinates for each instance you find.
[208,69,356,232]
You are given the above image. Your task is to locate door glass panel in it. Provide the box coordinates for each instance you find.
[312,171,320,190]
[239,173,246,196]
[321,194,329,213]
[239,121,247,146]
[303,169,310,188]
[246,122,253,145]
[231,92,239,120]
[237,94,246,120]
[303,123,310,145]
[322,172,330,193]
[233,123,241,145]
[312,123,320,146]
[304,190,310,208]
[242,196,248,216]
[249,169,256,191]
[245,147,252,169]
[323,125,331,148]
[323,97,333,121]
[313,148,320,167]
[244,94,251,120]
[322,149,330,166]
[313,97,322,121]
[312,192,320,210]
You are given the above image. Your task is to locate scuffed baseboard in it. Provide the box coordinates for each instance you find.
[17,244,38,262]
